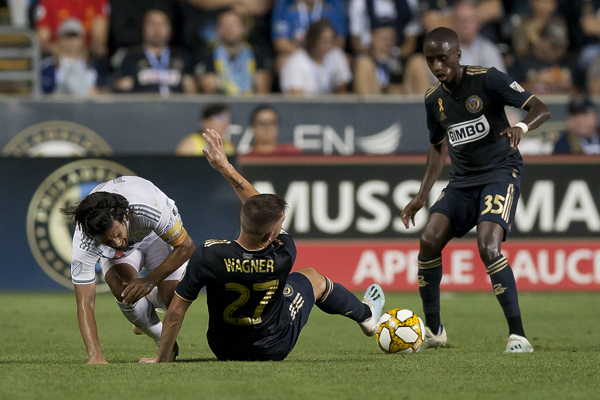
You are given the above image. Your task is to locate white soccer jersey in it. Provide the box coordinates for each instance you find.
[70,176,187,285]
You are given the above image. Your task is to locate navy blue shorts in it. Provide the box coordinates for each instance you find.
[429,181,520,241]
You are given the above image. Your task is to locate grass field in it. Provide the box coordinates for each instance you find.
[1,291,599,400]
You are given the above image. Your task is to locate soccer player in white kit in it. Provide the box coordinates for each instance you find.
[62,176,195,364]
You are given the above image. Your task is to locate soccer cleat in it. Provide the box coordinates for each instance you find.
[132,324,144,335]
[359,284,385,336]
[504,334,534,353]
[170,341,179,362]
[417,323,447,352]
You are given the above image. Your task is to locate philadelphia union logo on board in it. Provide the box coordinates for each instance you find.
[466,95,483,114]
[26,159,135,291]
[2,121,112,157]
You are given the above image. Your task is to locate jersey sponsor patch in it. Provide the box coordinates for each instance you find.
[446,115,490,146]
[510,81,525,93]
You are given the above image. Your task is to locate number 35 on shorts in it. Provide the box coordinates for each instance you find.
[481,183,516,223]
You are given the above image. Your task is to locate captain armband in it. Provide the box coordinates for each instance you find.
[159,219,188,246]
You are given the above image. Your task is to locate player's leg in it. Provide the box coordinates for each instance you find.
[295,267,385,336]
[103,256,163,346]
[418,212,453,335]
[477,182,532,353]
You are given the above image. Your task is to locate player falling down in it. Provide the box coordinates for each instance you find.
[139,129,385,363]
[61,177,195,364]
[401,28,551,353]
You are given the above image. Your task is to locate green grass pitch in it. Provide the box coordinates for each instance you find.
[1,291,599,400]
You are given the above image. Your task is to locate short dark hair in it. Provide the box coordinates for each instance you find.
[305,19,334,57]
[424,27,460,49]
[241,194,288,237]
[61,192,130,238]
[250,105,279,125]
[201,103,230,120]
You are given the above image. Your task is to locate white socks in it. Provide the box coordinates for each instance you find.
[116,297,162,345]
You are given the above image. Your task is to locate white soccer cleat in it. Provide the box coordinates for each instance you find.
[505,334,534,353]
[359,284,385,336]
[417,323,447,352]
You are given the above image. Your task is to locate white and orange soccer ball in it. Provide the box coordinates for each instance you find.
[375,308,425,355]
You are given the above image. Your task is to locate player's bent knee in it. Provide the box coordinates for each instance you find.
[420,230,445,255]
[477,241,501,264]
[294,268,326,299]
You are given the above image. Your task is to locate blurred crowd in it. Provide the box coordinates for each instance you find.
[2,0,600,98]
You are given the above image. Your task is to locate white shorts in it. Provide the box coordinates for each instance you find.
[100,236,187,281]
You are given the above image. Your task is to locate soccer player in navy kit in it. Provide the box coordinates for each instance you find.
[140,129,385,363]
[400,28,551,353]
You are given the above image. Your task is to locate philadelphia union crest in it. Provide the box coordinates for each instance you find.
[466,95,483,114]
[26,159,135,291]
[2,121,112,157]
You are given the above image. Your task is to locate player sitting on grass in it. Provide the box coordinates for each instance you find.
[140,129,385,362]
[400,27,551,353]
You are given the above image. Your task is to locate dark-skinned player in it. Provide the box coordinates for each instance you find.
[400,27,551,353]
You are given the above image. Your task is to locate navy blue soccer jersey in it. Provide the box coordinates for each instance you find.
[425,66,535,187]
[175,232,297,360]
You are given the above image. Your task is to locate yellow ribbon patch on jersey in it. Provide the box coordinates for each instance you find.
[438,98,444,112]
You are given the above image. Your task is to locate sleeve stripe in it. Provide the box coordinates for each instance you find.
[72,278,96,284]
[131,204,162,220]
[175,291,194,302]
[520,95,535,110]
[133,211,161,224]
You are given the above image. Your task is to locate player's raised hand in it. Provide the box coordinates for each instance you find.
[121,277,154,305]
[500,126,524,148]
[400,196,426,229]
[202,129,230,170]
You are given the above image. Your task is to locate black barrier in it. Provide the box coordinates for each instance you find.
[241,155,600,239]
[0,96,569,156]
[0,157,240,290]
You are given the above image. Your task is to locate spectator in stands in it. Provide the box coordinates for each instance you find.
[577,0,600,70]
[181,0,273,61]
[114,9,195,95]
[348,0,422,56]
[175,103,236,156]
[193,9,272,95]
[420,0,504,36]
[512,0,566,56]
[246,105,301,155]
[353,20,430,94]
[280,19,351,95]
[272,0,346,68]
[512,21,578,94]
[35,0,109,58]
[554,94,600,154]
[451,1,506,72]
[41,18,107,95]
[553,94,600,154]
[108,0,180,57]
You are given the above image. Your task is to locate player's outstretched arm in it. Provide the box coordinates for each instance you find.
[139,295,192,363]
[74,283,108,364]
[202,128,260,204]
[500,97,551,148]
[400,140,448,228]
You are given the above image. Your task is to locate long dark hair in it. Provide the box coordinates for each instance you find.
[61,192,130,238]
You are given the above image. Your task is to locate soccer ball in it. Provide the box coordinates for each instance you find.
[376,308,425,355]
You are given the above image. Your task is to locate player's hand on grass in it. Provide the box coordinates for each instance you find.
[121,277,155,305]
[500,126,523,148]
[400,196,426,229]
[202,129,230,170]
[139,357,157,363]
